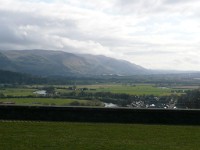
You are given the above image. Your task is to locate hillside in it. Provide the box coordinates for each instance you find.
[0,50,148,76]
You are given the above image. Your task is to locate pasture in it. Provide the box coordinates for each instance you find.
[62,84,173,96]
[0,121,199,150]
[0,83,192,107]
[0,98,102,106]
[0,88,36,96]
[0,84,186,97]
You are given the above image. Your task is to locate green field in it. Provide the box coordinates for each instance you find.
[63,84,173,96]
[0,84,177,97]
[0,84,185,107]
[0,88,36,96]
[0,121,199,150]
[0,98,103,106]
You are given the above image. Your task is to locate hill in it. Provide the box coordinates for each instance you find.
[0,50,148,76]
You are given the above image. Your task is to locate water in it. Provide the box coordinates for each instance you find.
[104,103,118,108]
[33,90,46,95]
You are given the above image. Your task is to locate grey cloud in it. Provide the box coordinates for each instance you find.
[0,8,111,54]
[0,10,76,28]
[184,57,200,65]
[114,0,200,15]
[116,0,139,6]
[115,0,163,14]
[125,50,174,56]
[0,23,34,46]
[164,0,198,5]
[0,9,80,50]
[0,25,19,43]
[0,0,200,70]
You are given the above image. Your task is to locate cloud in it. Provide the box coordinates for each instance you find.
[0,0,200,70]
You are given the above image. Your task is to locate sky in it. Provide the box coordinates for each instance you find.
[0,0,200,71]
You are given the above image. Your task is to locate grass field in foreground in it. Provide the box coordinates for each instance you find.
[0,121,200,150]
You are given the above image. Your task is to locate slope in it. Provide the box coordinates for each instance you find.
[0,50,148,76]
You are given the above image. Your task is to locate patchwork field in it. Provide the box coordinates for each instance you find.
[0,98,102,106]
[0,88,36,96]
[59,84,173,96]
[1,84,190,97]
[0,121,199,150]
[1,83,196,107]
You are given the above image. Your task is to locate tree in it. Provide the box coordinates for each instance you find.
[177,89,200,109]
[43,86,55,96]
[0,93,5,98]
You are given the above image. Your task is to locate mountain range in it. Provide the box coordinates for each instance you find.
[0,50,149,76]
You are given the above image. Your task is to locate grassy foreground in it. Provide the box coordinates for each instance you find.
[0,121,200,150]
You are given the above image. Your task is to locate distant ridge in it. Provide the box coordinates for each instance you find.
[0,49,149,76]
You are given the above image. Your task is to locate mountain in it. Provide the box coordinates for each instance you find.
[0,52,15,71]
[0,50,149,76]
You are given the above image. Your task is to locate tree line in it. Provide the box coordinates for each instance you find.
[1,69,200,85]
[176,89,200,109]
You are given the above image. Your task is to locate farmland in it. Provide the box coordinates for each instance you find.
[0,98,102,106]
[73,84,172,96]
[0,88,36,97]
[0,84,174,96]
[1,83,196,97]
[0,83,199,108]
[0,121,200,150]
[0,84,171,107]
